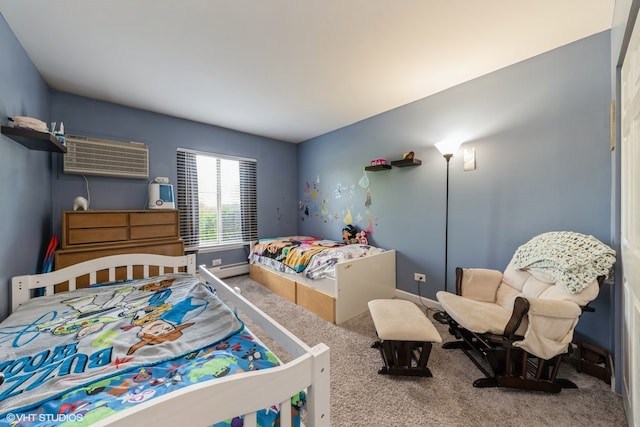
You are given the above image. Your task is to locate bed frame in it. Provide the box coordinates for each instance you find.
[249,249,396,324]
[10,253,330,427]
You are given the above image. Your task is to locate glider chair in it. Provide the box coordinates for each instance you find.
[435,231,615,393]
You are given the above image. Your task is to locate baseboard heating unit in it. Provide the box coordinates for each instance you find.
[208,262,250,279]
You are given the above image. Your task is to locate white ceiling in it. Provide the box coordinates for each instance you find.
[0,1,614,143]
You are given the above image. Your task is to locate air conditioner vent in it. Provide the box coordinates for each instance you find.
[64,135,149,179]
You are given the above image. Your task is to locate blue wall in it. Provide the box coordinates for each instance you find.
[49,92,299,267]
[298,31,614,349]
[0,14,53,321]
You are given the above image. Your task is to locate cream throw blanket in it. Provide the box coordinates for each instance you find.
[513,231,616,294]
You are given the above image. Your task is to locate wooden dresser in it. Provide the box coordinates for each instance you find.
[55,210,184,270]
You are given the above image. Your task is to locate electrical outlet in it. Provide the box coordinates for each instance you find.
[414,273,426,283]
[212,258,222,266]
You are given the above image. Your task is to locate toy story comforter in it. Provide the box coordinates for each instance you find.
[0,273,303,427]
[250,236,388,280]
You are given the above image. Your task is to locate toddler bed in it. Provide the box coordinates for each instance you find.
[4,253,330,426]
[249,236,396,324]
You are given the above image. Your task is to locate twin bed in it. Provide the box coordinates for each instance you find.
[248,236,397,324]
[2,254,330,426]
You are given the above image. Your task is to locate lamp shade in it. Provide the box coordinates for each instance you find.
[435,140,463,156]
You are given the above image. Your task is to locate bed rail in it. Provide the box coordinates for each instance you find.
[100,344,329,426]
[199,267,331,426]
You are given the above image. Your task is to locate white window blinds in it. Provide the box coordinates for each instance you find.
[177,148,257,251]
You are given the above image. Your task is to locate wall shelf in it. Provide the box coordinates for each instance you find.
[390,158,422,167]
[1,126,67,153]
[365,158,422,171]
[365,164,392,171]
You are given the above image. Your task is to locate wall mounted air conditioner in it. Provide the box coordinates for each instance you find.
[63,135,149,179]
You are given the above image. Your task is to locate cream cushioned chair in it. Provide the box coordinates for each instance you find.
[435,231,613,393]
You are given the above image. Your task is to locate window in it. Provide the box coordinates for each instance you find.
[176,148,257,251]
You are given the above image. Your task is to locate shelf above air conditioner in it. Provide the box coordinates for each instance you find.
[1,126,67,153]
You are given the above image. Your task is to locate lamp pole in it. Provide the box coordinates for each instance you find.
[433,140,461,323]
[443,153,452,293]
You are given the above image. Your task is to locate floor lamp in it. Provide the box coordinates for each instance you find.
[433,140,462,323]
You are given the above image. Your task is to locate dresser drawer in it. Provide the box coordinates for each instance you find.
[68,227,129,245]
[66,212,128,229]
[63,212,130,247]
[129,211,179,240]
[59,209,182,265]
[130,211,177,226]
[130,224,179,240]
[62,210,180,248]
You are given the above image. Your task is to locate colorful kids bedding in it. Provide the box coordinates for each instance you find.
[0,273,302,426]
[250,236,342,274]
[250,236,388,280]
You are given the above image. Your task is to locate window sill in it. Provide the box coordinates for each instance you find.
[191,243,249,253]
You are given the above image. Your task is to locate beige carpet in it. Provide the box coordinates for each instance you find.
[223,274,627,427]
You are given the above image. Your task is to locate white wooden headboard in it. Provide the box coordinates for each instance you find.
[11,253,196,312]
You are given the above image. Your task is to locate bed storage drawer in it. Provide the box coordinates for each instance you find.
[296,283,336,323]
[249,264,296,302]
